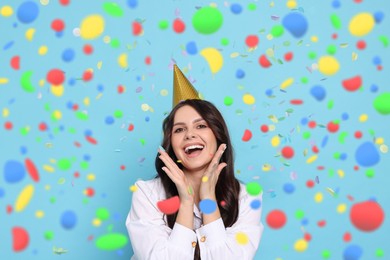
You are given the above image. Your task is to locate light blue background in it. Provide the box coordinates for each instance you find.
[1,0,389,259]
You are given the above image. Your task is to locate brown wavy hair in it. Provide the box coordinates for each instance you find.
[155,99,241,259]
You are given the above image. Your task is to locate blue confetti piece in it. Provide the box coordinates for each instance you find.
[199,199,217,214]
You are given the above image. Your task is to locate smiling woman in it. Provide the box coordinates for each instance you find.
[125,65,264,260]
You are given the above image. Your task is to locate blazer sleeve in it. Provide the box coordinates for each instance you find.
[196,191,264,260]
[126,180,197,260]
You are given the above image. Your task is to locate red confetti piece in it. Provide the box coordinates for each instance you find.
[245,35,259,48]
[86,136,97,145]
[259,54,272,68]
[4,121,13,130]
[82,70,93,81]
[59,0,70,6]
[7,205,13,214]
[72,104,79,110]
[260,124,269,133]
[120,165,126,170]
[332,33,338,39]
[83,44,93,55]
[132,21,143,35]
[356,40,366,50]
[266,209,287,229]
[74,172,80,178]
[281,146,294,159]
[38,122,47,131]
[25,158,40,182]
[284,52,293,62]
[172,18,185,33]
[10,56,20,70]
[306,180,315,188]
[342,75,362,92]
[343,231,352,242]
[303,232,312,242]
[354,131,362,139]
[220,200,226,207]
[84,187,95,197]
[290,99,303,105]
[312,145,319,153]
[242,129,252,142]
[128,123,134,131]
[327,121,339,133]
[317,220,326,227]
[12,226,29,252]
[308,120,316,128]
[51,19,65,32]
[117,85,125,94]
[47,69,65,85]
[145,56,152,65]
[157,195,180,215]
[350,201,384,232]
[74,141,81,147]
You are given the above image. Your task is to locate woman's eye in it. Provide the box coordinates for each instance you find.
[174,128,184,133]
[197,124,207,129]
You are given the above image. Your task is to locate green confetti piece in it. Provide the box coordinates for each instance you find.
[327,44,337,55]
[376,248,384,257]
[96,207,110,220]
[44,231,54,240]
[114,110,123,118]
[58,158,72,170]
[270,25,284,37]
[192,6,223,34]
[330,14,342,29]
[308,51,317,59]
[365,168,375,178]
[110,38,121,48]
[328,169,335,177]
[139,138,146,145]
[373,92,390,115]
[20,70,35,92]
[247,3,257,11]
[246,182,263,196]
[301,77,309,84]
[302,131,311,139]
[50,196,56,204]
[95,233,128,251]
[295,209,305,219]
[158,20,169,30]
[68,127,76,134]
[224,96,234,106]
[102,2,124,17]
[75,111,89,120]
[338,132,348,144]
[221,37,229,46]
[44,103,51,112]
[378,35,389,47]
[80,161,89,170]
[327,100,334,109]
[20,127,29,136]
[322,249,331,259]
[333,152,341,159]
[83,198,89,204]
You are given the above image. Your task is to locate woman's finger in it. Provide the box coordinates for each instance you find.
[205,143,227,176]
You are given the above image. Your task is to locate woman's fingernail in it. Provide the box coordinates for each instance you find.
[159,145,165,152]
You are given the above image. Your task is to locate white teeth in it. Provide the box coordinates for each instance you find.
[185,145,204,153]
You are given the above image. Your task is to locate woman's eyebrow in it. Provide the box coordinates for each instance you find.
[173,118,204,127]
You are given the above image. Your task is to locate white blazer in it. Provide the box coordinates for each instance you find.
[126,177,263,260]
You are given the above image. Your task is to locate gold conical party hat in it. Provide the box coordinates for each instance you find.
[172,64,200,107]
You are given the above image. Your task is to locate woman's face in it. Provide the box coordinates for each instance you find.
[171,105,217,172]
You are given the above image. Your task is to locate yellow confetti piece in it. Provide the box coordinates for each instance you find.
[318,56,340,76]
[326,187,336,196]
[262,164,272,171]
[96,93,103,100]
[243,94,255,105]
[50,85,64,97]
[314,192,323,203]
[39,79,45,87]
[35,210,44,218]
[15,184,34,212]
[2,108,10,117]
[271,135,280,147]
[349,13,375,37]
[118,53,128,68]
[92,218,102,227]
[80,15,105,39]
[141,103,150,111]
[268,124,276,131]
[202,176,209,182]
[25,28,36,41]
[280,77,294,89]
[87,174,96,181]
[1,5,13,17]
[84,97,90,106]
[97,61,103,69]
[306,155,318,164]
[103,35,111,43]
[58,177,66,185]
[375,137,384,145]
[294,238,308,252]
[352,52,358,61]
[230,52,240,58]
[311,35,319,43]
[200,47,223,74]
[337,203,347,213]
[43,165,55,173]
[337,169,344,178]
[235,232,249,245]
[52,110,62,120]
[286,0,297,9]
[265,48,274,57]
[44,185,51,190]
[359,114,368,122]
[379,144,388,153]
[129,185,138,192]
[38,45,48,55]
[268,115,278,123]
[0,78,9,84]
[160,89,168,96]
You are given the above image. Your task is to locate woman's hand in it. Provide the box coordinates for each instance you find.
[158,147,194,207]
[199,143,227,201]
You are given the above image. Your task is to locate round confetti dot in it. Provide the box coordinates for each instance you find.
[158,20,169,30]
[250,199,261,209]
[283,183,295,194]
[245,35,259,48]
[46,69,65,86]
[103,2,124,17]
[224,96,233,106]
[4,160,25,183]
[95,233,128,250]
[373,92,390,115]
[246,182,262,196]
[96,208,110,220]
[51,19,65,32]
[220,38,229,46]
[44,230,54,240]
[356,40,366,50]
[310,85,326,101]
[294,238,308,252]
[259,54,272,68]
[281,146,294,159]
[186,41,197,55]
[1,5,13,17]
[350,201,384,231]
[349,13,375,37]
[242,94,255,105]
[374,11,384,24]
[375,249,384,258]
[314,192,323,203]
[60,210,77,230]
[199,199,217,214]
[236,69,245,79]
[192,7,223,34]
[282,12,308,38]
[127,0,138,8]
[327,121,339,133]
[271,135,280,147]
[12,226,29,252]
[173,18,185,33]
[318,56,340,75]
[330,14,342,29]
[284,52,293,61]
[17,1,39,24]
[266,209,287,229]
[132,21,142,35]
[343,244,363,260]
[62,48,75,62]
[230,3,242,14]
[270,25,284,37]
[235,232,249,245]
[80,15,104,39]
[355,141,380,167]
[260,124,269,133]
